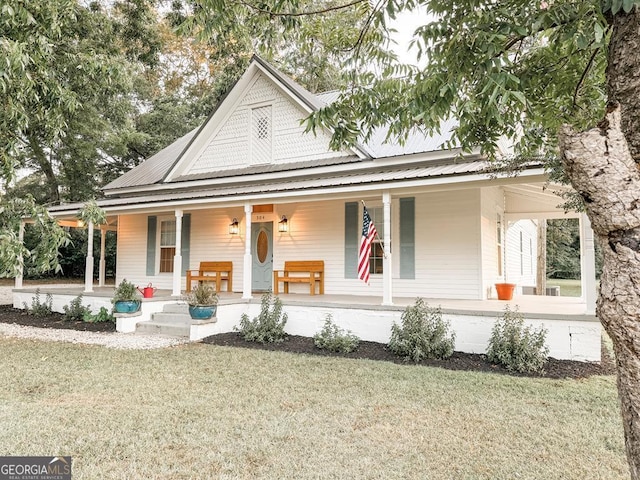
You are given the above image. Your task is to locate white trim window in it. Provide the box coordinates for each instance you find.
[159,218,176,273]
[368,206,385,275]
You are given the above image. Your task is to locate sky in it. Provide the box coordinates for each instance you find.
[388,6,432,66]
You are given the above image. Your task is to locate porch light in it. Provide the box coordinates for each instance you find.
[278,215,288,233]
[229,218,239,235]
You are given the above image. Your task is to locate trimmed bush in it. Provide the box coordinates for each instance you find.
[389,298,455,362]
[63,295,92,322]
[314,315,360,353]
[83,307,115,323]
[23,289,53,317]
[487,306,549,373]
[236,292,288,343]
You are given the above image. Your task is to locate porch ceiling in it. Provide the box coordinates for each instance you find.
[504,183,578,220]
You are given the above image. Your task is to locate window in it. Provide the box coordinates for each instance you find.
[368,207,385,275]
[251,105,272,164]
[159,219,176,273]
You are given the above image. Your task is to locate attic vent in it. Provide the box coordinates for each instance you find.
[251,105,272,164]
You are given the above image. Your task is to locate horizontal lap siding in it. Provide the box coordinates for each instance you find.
[392,190,482,299]
[275,201,346,295]
[480,187,504,298]
[188,209,245,292]
[116,214,163,288]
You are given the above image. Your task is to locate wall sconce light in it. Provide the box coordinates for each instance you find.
[278,215,288,233]
[229,218,239,235]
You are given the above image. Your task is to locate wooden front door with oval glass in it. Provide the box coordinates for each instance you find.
[251,222,273,292]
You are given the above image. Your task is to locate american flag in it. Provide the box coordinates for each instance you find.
[358,206,378,284]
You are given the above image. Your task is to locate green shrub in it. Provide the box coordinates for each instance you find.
[389,298,455,362]
[23,289,53,317]
[486,306,549,374]
[63,295,92,322]
[313,315,360,353]
[235,292,287,343]
[83,307,115,323]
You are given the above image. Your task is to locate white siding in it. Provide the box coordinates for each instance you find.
[186,74,350,175]
[480,187,504,298]
[505,219,538,289]
[116,190,487,299]
[116,214,161,288]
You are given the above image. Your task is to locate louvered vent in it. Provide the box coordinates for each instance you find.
[251,105,272,164]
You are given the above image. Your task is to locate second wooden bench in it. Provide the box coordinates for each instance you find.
[273,260,324,295]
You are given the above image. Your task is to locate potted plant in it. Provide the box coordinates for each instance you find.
[185,283,218,320]
[112,278,142,313]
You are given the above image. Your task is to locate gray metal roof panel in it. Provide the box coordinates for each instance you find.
[49,160,493,215]
[103,128,198,190]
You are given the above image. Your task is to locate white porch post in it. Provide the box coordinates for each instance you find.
[98,228,106,287]
[242,203,253,299]
[15,220,24,289]
[173,209,183,296]
[84,221,94,293]
[580,213,597,314]
[382,191,393,305]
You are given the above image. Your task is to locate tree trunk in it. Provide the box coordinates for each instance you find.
[559,107,640,479]
[536,220,547,296]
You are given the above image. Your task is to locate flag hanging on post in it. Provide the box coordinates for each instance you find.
[358,206,378,284]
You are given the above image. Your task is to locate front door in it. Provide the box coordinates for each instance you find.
[251,222,273,291]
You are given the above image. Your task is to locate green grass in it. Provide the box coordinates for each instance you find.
[0,338,627,479]
[547,278,582,297]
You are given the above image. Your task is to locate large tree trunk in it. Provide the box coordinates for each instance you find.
[560,10,640,478]
[560,109,640,480]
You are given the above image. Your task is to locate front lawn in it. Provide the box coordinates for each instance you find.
[0,338,626,479]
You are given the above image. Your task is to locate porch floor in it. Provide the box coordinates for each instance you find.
[12,284,596,320]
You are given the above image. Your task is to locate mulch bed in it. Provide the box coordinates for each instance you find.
[0,304,615,379]
[202,332,616,380]
[0,304,116,332]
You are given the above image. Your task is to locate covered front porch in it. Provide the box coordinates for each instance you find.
[11,284,601,362]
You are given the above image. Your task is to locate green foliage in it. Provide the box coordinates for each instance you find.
[63,294,92,322]
[313,315,360,353]
[389,298,455,362]
[82,306,114,324]
[487,306,549,374]
[112,278,140,303]
[0,196,71,278]
[235,292,288,344]
[22,289,53,317]
[185,283,218,306]
[78,199,107,226]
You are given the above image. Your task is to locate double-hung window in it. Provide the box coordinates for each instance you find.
[159,219,176,273]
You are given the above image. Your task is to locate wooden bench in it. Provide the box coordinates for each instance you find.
[273,260,324,295]
[186,261,233,292]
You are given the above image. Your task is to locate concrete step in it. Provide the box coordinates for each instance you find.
[161,303,190,314]
[136,320,191,337]
[151,311,192,323]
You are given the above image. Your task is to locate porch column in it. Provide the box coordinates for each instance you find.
[580,213,597,314]
[98,228,106,287]
[173,209,183,296]
[382,191,393,305]
[15,220,24,289]
[242,203,253,299]
[84,221,94,293]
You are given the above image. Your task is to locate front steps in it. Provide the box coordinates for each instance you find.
[135,303,218,340]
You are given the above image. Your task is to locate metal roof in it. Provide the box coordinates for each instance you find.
[103,57,463,194]
[49,158,527,216]
[104,128,198,190]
